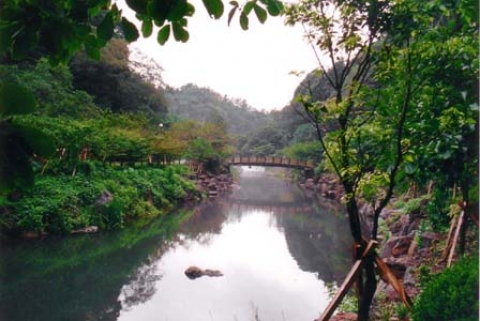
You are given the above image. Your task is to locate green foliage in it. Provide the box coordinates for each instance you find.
[165,84,269,136]
[237,123,288,157]
[280,141,322,162]
[0,59,102,118]
[426,188,453,230]
[0,80,56,191]
[5,165,196,235]
[411,255,479,321]
[69,39,168,120]
[0,0,283,65]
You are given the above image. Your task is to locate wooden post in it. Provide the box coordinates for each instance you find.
[447,209,465,267]
[317,241,377,321]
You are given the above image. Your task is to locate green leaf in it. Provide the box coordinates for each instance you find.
[157,25,171,45]
[0,82,36,116]
[142,19,153,37]
[167,0,190,21]
[253,4,267,23]
[121,17,140,42]
[227,6,238,26]
[0,151,35,192]
[84,35,101,60]
[266,0,283,16]
[97,11,115,43]
[172,22,189,42]
[126,0,149,15]
[240,12,249,30]
[0,123,35,191]
[243,1,255,15]
[0,24,15,55]
[12,28,38,60]
[202,0,224,19]
[15,124,56,157]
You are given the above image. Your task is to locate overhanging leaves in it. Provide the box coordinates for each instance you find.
[203,0,224,19]
[121,17,140,42]
[227,1,239,26]
[253,4,267,23]
[266,0,283,16]
[172,21,189,42]
[126,0,149,15]
[97,11,115,43]
[142,19,153,37]
[157,25,171,45]
[14,124,56,158]
[240,12,249,30]
[0,82,36,116]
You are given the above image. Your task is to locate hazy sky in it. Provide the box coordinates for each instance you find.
[120,0,319,111]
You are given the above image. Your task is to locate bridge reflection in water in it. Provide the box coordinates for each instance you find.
[221,198,315,214]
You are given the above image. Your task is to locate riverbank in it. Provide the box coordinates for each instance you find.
[301,174,479,320]
[0,169,353,321]
[0,162,238,240]
[0,164,202,239]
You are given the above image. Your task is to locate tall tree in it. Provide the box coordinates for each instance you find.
[285,0,478,319]
[69,38,168,121]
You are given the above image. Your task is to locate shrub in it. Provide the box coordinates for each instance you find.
[4,164,197,235]
[411,255,479,321]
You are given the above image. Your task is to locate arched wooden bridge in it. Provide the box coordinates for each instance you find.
[225,156,314,170]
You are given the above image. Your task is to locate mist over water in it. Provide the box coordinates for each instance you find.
[0,168,351,321]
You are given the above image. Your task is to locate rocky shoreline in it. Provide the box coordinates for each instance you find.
[193,172,235,198]
[300,175,453,321]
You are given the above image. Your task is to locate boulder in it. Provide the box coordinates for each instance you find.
[384,258,408,279]
[381,233,414,258]
[388,214,409,235]
[95,190,113,206]
[304,178,315,190]
[208,181,217,191]
[71,226,98,234]
[420,231,442,248]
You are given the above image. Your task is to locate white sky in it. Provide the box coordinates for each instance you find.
[120,0,319,112]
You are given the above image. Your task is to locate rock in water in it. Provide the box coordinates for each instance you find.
[185,266,204,279]
[184,266,223,279]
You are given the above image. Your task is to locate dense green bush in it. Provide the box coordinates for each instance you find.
[412,255,479,321]
[5,164,197,235]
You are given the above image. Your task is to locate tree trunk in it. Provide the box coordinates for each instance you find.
[459,184,469,255]
[343,189,378,321]
[357,256,377,321]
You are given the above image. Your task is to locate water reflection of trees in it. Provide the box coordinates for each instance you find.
[279,204,352,285]
[0,211,190,321]
[176,201,229,247]
[120,262,162,310]
[0,179,352,321]
[230,172,306,203]
[218,199,352,285]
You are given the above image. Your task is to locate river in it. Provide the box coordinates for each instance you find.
[0,168,352,321]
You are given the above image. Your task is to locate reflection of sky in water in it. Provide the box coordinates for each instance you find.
[118,210,331,321]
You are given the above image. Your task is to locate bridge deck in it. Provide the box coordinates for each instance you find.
[226,156,314,169]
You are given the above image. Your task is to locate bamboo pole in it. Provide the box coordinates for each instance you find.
[374,255,413,310]
[447,209,465,267]
[441,215,458,262]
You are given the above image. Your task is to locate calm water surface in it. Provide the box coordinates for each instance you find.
[0,168,351,321]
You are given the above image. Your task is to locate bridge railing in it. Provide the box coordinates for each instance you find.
[226,156,314,169]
